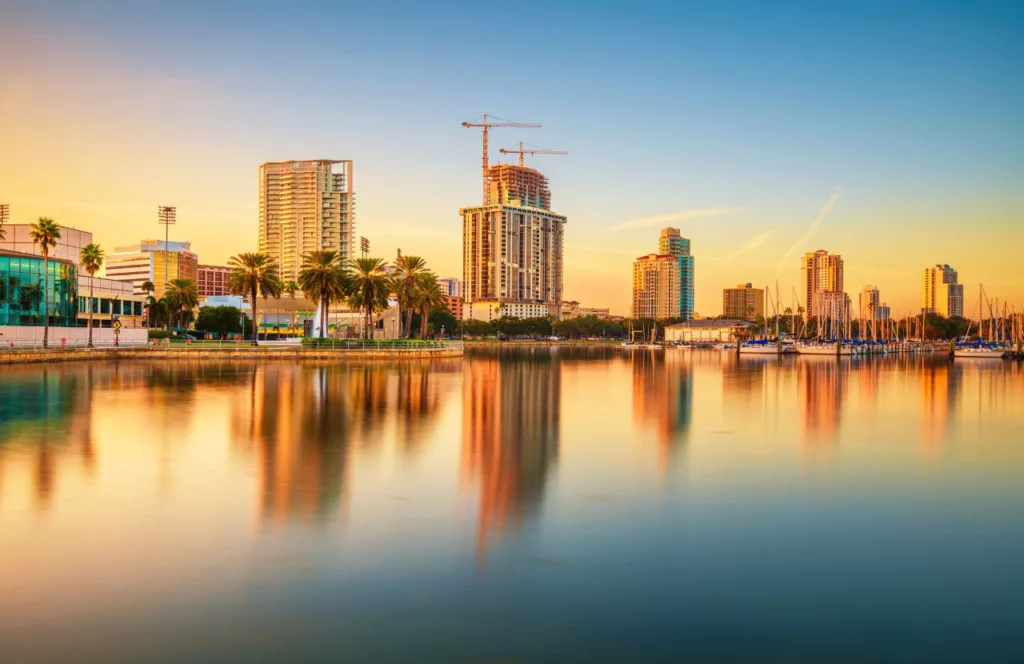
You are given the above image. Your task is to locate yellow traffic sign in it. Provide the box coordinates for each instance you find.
[113,320,122,330]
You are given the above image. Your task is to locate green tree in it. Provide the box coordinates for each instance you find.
[227,253,282,345]
[79,243,105,347]
[413,272,447,339]
[164,278,199,331]
[297,250,350,339]
[394,255,428,338]
[28,217,61,347]
[284,280,299,298]
[348,257,392,339]
[141,280,155,295]
[194,305,244,337]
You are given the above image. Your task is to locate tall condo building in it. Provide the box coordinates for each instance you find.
[723,283,764,321]
[105,240,199,297]
[461,165,566,321]
[921,264,963,317]
[258,160,355,283]
[658,227,695,321]
[801,250,844,318]
[859,286,880,319]
[632,254,681,319]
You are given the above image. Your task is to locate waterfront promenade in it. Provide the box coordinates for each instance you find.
[0,339,463,365]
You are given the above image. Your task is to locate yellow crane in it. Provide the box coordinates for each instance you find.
[499,142,569,167]
[462,114,540,204]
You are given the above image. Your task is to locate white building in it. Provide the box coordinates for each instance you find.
[664,319,751,343]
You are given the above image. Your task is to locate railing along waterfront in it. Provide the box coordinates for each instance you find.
[0,339,463,352]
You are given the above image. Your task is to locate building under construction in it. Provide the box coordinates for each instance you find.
[461,164,566,321]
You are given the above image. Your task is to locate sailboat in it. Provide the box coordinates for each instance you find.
[954,284,1007,359]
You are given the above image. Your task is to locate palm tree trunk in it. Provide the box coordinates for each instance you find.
[420,307,428,339]
[88,275,94,347]
[42,253,49,348]
[320,295,327,339]
[405,306,414,339]
[251,285,259,346]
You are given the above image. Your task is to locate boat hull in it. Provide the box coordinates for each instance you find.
[954,349,1006,359]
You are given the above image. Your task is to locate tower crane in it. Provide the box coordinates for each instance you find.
[499,142,568,167]
[462,114,540,204]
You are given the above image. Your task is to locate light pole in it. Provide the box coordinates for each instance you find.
[157,206,176,297]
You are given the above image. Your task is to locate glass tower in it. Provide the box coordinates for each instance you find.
[658,227,694,321]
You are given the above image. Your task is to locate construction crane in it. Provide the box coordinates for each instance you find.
[499,141,568,167]
[462,114,540,204]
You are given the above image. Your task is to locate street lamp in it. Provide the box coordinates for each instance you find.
[157,206,176,294]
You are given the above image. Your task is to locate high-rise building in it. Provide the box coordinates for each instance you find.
[859,285,880,319]
[198,264,231,298]
[461,165,566,321]
[921,264,963,318]
[801,249,844,318]
[813,290,852,324]
[632,254,681,319]
[723,283,764,321]
[105,240,198,297]
[658,227,694,321]
[437,278,463,298]
[258,160,355,283]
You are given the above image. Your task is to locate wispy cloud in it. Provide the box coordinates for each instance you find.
[608,206,746,232]
[722,231,773,266]
[778,191,841,269]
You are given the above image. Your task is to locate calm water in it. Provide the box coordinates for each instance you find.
[2,348,1023,663]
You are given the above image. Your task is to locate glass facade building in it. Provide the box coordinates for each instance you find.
[0,252,78,327]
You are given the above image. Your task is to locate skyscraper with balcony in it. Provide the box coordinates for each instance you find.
[258,160,354,283]
[632,254,681,319]
[461,165,566,321]
[658,227,694,321]
[921,264,963,318]
[801,250,844,318]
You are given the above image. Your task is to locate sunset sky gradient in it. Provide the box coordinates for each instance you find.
[1,0,1021,315]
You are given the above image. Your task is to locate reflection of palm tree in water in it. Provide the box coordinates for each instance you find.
[461,355,560,562]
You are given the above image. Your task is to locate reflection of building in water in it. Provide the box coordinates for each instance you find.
[919,362,960,456]
[0,367,93,509]
[798,359,848,447]
[233,362,451,524]
[462,356,560,559]
[236,365,352,524]
[631,350,692,472]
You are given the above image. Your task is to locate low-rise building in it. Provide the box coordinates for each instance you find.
[464,299,552,321]
[198,264,231,297]
[561,301,611,320]
[77,275,146,329]
[664,319,751,343]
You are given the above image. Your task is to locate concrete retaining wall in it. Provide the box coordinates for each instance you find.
[0,346,463,365]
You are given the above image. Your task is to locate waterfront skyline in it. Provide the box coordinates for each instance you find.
[1,1,1022,315]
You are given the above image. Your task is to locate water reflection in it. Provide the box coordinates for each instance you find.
[0,366,94,509]
[462,352,560,559]
[798,358,849,447]
[631,350,692,473]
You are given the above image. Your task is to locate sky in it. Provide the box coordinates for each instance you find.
[1,0,1022,316]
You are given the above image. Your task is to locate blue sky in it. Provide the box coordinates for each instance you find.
[2,0,1022,314]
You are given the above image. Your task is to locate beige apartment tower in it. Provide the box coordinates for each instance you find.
[801,250,844,318]
[632,254,681,319]
[258,160,354,283]
[461,165,566,321]
[723,283,764,321]
[921,264,963,317]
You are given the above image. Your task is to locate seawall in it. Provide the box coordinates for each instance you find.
[0,346,463,365]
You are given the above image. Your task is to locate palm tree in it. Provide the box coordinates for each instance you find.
[141,280,155,295]
[29,217,61,347]
[284,280,299,299]
[394,255,428,338]
[297,250,350,340]
[79,243,105,347]
[414,272,448,339]
[146,295,165,328]
[227,253,281,345]
[348,257,392,340]
[165,278,199,332]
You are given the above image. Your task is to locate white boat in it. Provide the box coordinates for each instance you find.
[954,347,1006,359]
[739,342,782,355]
[796,342,855,356]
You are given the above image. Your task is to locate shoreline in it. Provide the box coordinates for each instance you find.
[0,346,463,365]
